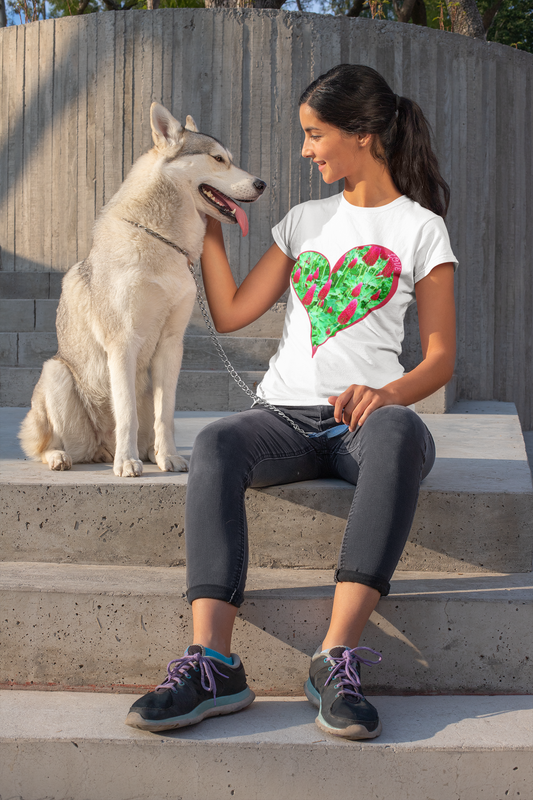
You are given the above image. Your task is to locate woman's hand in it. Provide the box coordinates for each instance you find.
[328,385,396,431]
[328,263,456,428]
[200,219,295,333]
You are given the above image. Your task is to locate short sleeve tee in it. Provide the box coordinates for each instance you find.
[256,192,458,406]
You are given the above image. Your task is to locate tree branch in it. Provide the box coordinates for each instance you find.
[77,0,91,13]
[396,0,418,23]
[346,0,365,17]
[445,0,486,37]
[411,0,427,25]
[483,0,504,31]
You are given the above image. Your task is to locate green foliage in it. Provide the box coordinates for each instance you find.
[8,0,46,22]
[46,0,100,17]
[312,0,532,53]
[479,0,533,51]
[291,246,398,351]
[157,0,205,7]
[46,0,204,16]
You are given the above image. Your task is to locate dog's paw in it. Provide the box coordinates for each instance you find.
[46,450,72,471]
[156,453,189,473]
[114,458,143,477]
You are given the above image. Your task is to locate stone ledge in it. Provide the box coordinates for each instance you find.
[0,692,532,800]
[2,563,532,694]
[1,405,532,573]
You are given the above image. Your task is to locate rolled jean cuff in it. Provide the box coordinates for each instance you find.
[334,569,390,597]
[186,584,244,608]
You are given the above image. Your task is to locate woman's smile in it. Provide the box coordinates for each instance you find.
[299,103,365,187]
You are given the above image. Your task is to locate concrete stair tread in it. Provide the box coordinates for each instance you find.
[6,332,280,370]
[1,691,532,747]
[2,404,532,573]
[1,692,532,800]
[2,560,533,599]
[3,563,532,694]
[2,404,531,493]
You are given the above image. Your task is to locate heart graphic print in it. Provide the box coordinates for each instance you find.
[291,245,402,356]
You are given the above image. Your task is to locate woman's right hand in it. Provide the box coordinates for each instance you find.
[200,219,295,333]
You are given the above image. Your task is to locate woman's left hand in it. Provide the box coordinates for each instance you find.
[328,385,395,431]
[328,263,457,430]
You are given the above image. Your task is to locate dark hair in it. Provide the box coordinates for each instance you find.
[299,64,450,218]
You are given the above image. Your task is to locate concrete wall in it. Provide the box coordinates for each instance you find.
[1,11,532,425]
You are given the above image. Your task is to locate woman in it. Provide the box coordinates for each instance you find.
[126,64,458,740]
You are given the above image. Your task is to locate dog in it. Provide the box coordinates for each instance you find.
[19,103,266,477]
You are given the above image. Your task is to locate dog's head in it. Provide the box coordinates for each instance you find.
[150,103,266,237]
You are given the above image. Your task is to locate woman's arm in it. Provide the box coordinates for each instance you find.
[200,217,295,332]
[329,263,456,429]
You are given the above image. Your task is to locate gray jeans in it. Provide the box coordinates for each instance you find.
[185,404,435,607]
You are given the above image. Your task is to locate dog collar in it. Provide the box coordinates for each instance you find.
[123,219,192,263]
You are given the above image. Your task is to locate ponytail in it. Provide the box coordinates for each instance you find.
[300,65,450,218]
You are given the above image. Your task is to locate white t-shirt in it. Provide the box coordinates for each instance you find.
[256,192,458,406]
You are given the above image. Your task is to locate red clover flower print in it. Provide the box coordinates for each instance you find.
[290,246,402,356]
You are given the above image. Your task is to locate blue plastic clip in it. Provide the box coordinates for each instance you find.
[307,423,350,439]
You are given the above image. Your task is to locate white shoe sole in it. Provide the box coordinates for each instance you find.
[125,688,255,732]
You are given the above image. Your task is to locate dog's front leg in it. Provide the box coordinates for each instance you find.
[107,346,143,477]
[151,318,190,473]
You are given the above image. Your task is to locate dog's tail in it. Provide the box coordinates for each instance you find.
[19,403,53,460]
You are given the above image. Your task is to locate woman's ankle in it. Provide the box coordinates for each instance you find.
[191,597,238,658]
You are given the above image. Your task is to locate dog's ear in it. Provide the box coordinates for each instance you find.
[150,103,185,153]
[185,115,199,133]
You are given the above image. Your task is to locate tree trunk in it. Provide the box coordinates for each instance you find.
[346,0,365,17]
[392,0,418,24]
[0,0,7,27]
[483,0,504,32]
[411,0,427,26]
[446,0,486,37]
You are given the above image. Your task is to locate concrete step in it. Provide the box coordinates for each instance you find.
[2,403,532,573]
[2,562,532,694]
[0,271,63,300]
[0,298,58,333]
[0,332,279,370]
[1,691,532,800]
[0,297,286,336]
[0,366,268,409]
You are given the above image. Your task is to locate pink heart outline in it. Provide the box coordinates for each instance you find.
[291,245,402,357]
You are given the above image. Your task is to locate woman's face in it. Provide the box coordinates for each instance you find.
[299,103,371,187]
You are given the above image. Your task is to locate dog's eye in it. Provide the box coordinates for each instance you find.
[212,155,225,164]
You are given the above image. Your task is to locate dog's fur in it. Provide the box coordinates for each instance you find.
[19,103,265,477]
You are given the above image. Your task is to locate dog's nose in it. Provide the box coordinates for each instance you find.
[254,179,267,193]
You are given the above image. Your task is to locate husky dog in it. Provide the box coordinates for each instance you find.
[19,103,266,477]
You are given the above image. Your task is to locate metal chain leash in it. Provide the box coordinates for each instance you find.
[122,217,310,438]
[186,261,310,438]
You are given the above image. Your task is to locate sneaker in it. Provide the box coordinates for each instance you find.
[125,645,255,732]
[304,645,382,740]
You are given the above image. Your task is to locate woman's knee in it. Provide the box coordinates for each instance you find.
[188,415,254,477]
[360,405,430,460]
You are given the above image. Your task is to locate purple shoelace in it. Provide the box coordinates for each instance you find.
[324,646,382,700]
[156,652,228,706]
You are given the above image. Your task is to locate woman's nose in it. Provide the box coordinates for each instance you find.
[301,140,313,158]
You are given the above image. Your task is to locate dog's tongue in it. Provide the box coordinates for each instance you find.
[225,198,249,237]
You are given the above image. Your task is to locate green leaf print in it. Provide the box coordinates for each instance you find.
[291,245,402,356]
